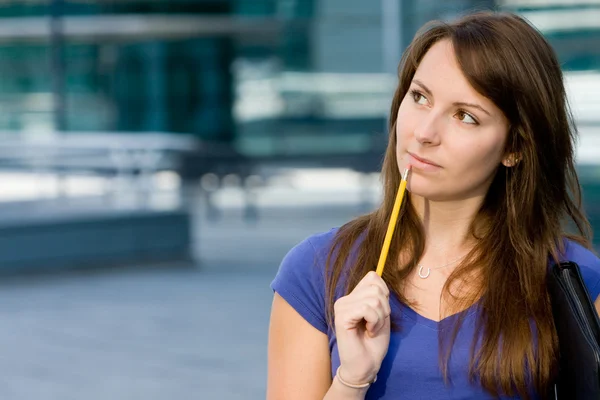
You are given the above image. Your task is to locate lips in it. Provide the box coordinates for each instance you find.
[406,152,442,170]
[409,153,440,166]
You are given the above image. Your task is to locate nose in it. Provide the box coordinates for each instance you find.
[414,111,442,146]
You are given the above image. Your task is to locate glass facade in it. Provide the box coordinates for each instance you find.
[0,0,597,243]
[0,0,236,141]
[0,0,598,157]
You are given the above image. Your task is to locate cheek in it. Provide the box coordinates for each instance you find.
[480,135,506,163]
[455,137,505,176]
[395,100,413,145]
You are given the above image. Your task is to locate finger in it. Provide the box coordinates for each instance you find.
[369,314,390,337]
[378,294,392,317]
[353,271,390,297]
[363,303,385,334]
[353,271,379,290]
[335,291,391,330]
[355,284,390,301]
[351,290,391,316]
[338,303,380,331]
[360,296,390,335]
[362,305,383,334]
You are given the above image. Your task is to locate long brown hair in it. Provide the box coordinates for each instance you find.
[325,11,592,399]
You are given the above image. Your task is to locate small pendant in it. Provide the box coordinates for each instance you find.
[418,265,430,279]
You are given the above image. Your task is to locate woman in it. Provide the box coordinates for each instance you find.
[267,11,600,400]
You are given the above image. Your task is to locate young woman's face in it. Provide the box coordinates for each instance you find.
[396,39,511,202]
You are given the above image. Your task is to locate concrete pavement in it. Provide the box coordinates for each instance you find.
[0,195,364,400]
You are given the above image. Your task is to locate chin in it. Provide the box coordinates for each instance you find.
[406,181,446,202]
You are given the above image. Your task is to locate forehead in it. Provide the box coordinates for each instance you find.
[413,39,486,103]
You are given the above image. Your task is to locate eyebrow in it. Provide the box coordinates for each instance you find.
[412,79,491,117]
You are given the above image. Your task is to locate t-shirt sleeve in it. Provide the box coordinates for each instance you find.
[582,259,600,302]
[565,240,600,301]
[270,237,329,334]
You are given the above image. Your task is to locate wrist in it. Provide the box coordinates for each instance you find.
[328,377,369,400]
[336,366,378,389]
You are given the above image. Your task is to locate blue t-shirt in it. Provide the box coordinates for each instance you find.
[270,228,600,399]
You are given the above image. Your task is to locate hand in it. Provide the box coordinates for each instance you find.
[333,271,391,384]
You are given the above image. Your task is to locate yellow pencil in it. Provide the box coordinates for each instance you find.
[375,165,411,277]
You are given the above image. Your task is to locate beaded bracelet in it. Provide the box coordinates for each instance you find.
[335,366,377,389]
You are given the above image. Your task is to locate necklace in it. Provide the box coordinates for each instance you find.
[417,254,467,279]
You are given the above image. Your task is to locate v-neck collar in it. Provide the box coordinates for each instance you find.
[391,292,481,331]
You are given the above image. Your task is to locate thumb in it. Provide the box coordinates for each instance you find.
[366,315,390,337]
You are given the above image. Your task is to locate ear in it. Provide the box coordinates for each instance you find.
[502,152,521,168]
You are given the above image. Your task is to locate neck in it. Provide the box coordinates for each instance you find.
[410,193,483,255]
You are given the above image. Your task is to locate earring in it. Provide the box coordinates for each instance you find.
[504,155,520,167]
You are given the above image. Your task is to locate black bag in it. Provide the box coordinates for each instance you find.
[548,261,600,399]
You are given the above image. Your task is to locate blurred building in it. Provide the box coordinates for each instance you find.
[0,0,597,260]
[0,0,597,156]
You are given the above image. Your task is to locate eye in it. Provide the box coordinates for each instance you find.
[456,110,478,125]
[409,89,429,106]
